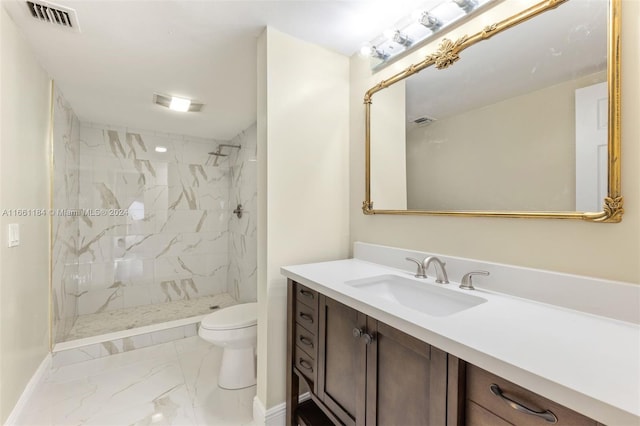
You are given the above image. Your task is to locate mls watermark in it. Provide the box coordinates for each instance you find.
[1,208,129,217]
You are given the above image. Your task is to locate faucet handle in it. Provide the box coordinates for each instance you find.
[460,270,489,290]
[406,257,427,278]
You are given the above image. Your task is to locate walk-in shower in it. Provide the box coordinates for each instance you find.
[51,87,257,355]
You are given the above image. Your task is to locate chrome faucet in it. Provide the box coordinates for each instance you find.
[423,256,449,284]
[405,256,449,283]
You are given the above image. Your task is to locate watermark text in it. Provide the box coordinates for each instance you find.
[1,208,129,217]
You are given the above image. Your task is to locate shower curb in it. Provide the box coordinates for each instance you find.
[51,317,205,369]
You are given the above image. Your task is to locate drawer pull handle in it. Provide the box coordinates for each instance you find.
[299,359,313,372]
[299,289,315,299]
[299,312,313,323]
[299,336,314,347]
[490,384,558,424]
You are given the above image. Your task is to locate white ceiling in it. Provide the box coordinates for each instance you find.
[3,0,436,140]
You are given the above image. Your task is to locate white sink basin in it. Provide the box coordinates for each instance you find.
[345,274,487,317]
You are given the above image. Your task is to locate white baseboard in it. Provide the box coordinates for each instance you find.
[4,353,51,426]
[253,392,311,426]
[253,395,266,425]
[266,400,286,426]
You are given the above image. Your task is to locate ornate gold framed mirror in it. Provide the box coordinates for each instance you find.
[363,0,622,222]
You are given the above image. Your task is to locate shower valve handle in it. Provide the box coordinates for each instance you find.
[233,204,243,219]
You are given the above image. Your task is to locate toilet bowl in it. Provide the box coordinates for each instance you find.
[198,302,257,390]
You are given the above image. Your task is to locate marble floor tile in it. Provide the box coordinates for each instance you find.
[49,341,178,384]
[20,337,256,426]
[175,337,225,407]
[191,385,256,426]
[177,337,256,426]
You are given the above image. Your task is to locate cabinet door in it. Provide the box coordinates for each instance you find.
[366,318,448,426]
[317,296,367,426]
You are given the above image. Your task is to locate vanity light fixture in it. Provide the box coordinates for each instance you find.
[372,46,390,60]
[360,45,373,56]
[362,0,493,70]
[152,93,204,112]
[361,45,390,60]
[391,30,413,47]
[453,0,478,13]
[419,12,442,31]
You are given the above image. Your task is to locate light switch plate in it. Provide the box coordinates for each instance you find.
[8,223,19,247]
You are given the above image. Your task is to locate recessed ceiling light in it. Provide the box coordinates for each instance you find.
[155,146,167,153]
[153,94,204,112]
[169,96,191,112]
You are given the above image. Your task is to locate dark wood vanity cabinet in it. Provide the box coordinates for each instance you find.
[287,280,450,426]
[316,296,366,424]
[316,297,449,425]
[286,279,604,426]
[362,316,449,426]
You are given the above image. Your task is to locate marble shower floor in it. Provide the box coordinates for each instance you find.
[19,336,257,426]
[64,293,237,341]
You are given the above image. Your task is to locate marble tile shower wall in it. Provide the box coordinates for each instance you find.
[76,123,232,316]
[227,123,257,303]
[52,87,81,342]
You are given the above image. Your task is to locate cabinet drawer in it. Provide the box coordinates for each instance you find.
[296,283,318,310]
[295,300,317,332]
[466,365,599,426]
[295,324,317,358]
[466,400,512,426]
[295,345,316,383]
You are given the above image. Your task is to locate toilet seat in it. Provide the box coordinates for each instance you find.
[201,302,257,331]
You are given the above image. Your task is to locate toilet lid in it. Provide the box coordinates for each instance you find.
[201,302,257,330]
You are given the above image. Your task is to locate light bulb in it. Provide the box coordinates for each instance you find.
[169,96,191,112]
[360,45,373,56]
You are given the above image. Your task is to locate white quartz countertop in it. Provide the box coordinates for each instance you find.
[281,258,640,426]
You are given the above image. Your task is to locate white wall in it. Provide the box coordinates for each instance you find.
[256,27,350,410]
[0,7,51,423]
[350,0,640,284]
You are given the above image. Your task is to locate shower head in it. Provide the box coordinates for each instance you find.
[219,144,241,150]
[208,143,240,166]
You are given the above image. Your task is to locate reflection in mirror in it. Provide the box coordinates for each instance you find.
[371,81,408,210]
[366,0,621,221]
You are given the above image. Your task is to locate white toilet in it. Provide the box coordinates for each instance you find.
[198,302,258,390]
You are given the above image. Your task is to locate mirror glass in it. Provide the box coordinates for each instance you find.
[367,0,620,220]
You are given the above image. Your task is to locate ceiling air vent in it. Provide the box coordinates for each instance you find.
[412,116,437,127]
[26,1,80,32]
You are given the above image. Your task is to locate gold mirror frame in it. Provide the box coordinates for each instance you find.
[363,0,622,222]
